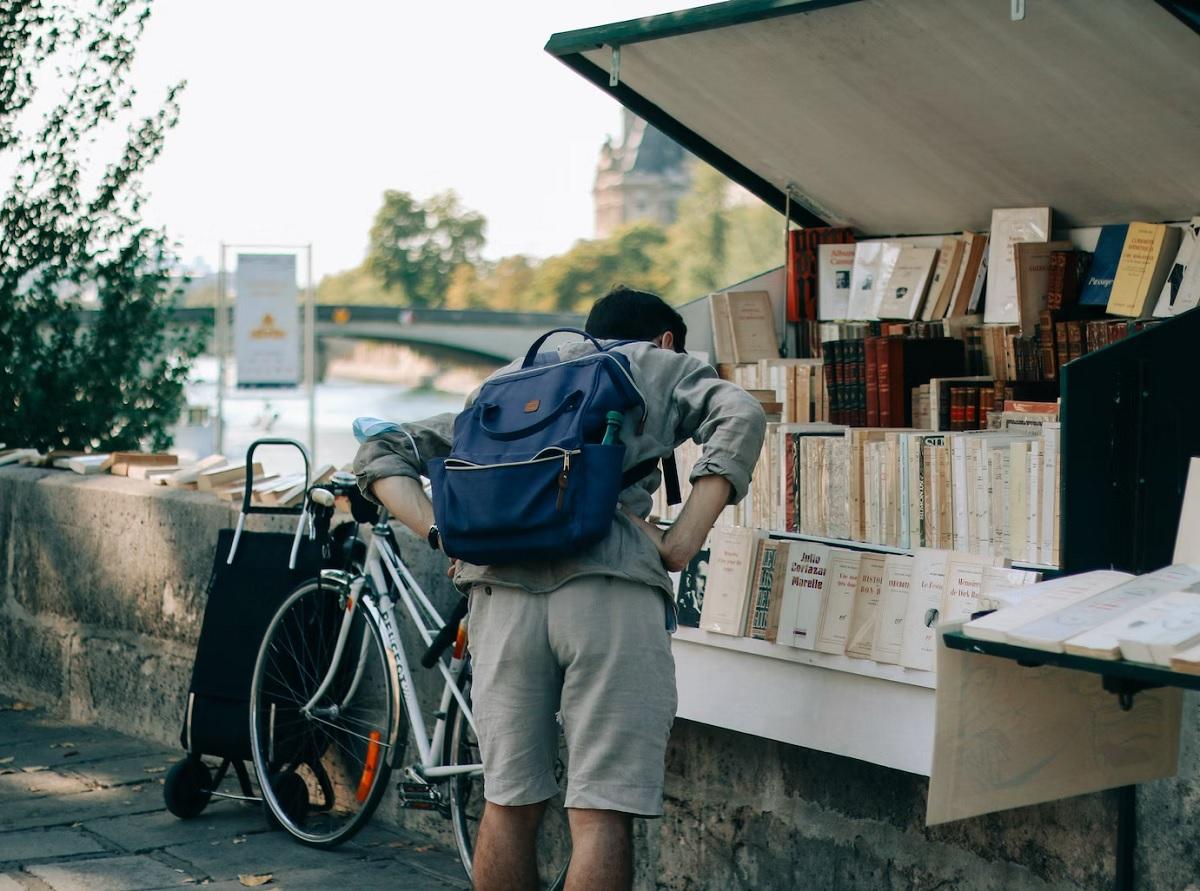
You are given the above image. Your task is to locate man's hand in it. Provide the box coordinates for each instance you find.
[624,475,732,573]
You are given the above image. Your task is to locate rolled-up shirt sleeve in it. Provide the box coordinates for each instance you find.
[352,412,457,504]
[664,354,766,505]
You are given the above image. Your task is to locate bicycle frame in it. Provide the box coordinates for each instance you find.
[298,508,482,781]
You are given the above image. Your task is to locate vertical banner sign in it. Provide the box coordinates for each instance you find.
[234,253,300,386]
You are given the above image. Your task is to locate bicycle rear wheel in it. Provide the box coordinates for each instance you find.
[250,578,401,847]
[445,665,571,889]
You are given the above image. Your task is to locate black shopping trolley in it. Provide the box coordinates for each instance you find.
[163,438,355,822]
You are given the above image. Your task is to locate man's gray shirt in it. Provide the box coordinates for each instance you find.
[353,339,766,601]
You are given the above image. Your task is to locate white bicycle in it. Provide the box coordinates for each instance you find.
[248,474,570,887]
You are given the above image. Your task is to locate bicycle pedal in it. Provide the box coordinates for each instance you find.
[397,781,442,810]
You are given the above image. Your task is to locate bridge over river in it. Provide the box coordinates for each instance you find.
[90,306,586,362]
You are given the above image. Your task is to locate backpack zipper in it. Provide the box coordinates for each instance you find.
[487,352,647,416]
[556,451,570,511]
[443,447,579,471]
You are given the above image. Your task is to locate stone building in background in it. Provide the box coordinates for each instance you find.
[593,110,691,238]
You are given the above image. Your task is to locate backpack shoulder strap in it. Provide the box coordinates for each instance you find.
[621,451,682,506]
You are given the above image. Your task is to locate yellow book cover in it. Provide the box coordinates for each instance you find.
[1107,222,1181,318]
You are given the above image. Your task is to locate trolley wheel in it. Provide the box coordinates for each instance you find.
[163,757,213,819]
[263,771,309,830]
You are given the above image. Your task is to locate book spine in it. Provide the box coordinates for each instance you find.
[1046,251,1067,311]
[978,389,990,430]
[787,230,803,323]
[877,338,892,427]
[965,388,978,430]
[865,336,880,426]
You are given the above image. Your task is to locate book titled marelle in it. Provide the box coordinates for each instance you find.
[698,526,767,635]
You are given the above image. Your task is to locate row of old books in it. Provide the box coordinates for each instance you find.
[721,358,827,424]
[962,564,1200,673]
[654,412,1063,567]
[0,447,335,506]
[788,210,1200,327]
[681,529,1039,674]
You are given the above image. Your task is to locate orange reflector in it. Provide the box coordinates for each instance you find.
[452,623,468,660]
[345,596,354,613]
[356,730,382,802]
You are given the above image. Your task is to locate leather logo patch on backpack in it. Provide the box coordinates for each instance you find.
[524,399,540,413]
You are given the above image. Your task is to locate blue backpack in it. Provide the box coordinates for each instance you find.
[427,328,647,565]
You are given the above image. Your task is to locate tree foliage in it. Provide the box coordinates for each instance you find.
[0,0,204,453]
[365,189,485,308]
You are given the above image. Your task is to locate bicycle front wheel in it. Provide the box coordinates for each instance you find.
[445,665,571,889]
[250,578,401,847]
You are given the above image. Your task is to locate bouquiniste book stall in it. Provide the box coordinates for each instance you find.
[546,2,1200,887]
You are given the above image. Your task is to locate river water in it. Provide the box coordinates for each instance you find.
[180,356,471,477]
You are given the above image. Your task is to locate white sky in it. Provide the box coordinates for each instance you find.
[130,1,698,279]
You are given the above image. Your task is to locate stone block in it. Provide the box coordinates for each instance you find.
[0,827,106,864]
[0,614,67,705]
[67,636,193,749]
[26,853,194,890]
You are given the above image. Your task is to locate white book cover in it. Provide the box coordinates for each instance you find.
[939,552,1001,626]
[67,454,111,475]
[698,526,765,635]
[777,541,831,650]
[898,434,911,549]
[963,570,1133,643]
[876,245,938,320]
[951,436,969,552]
[898,548,952,671]
[1009,441,1029,564]
[871,554,915,664]
[847,240,885,320]
[814,549,862,655]
[1008,564,1200,653]
[1027,440,1042,566]
[868,241,906,319]
[845,552,887,659]
[979,565,1041,608]
[984,207,1051,325]
[1152,216,1200,318]
[818,242,857,320]
[1066,591,1200,661]
[1040,423,1060,565]
[1115,592,1200,665]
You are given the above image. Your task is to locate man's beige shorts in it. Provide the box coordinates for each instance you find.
[466,575,677,816]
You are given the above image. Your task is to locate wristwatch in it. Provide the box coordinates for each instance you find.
[427,524,441,552]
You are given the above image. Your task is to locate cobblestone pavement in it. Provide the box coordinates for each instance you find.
[0,697,470,890]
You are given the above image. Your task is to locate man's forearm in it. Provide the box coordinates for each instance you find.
[370,476,435,539]
[661,475,731,571]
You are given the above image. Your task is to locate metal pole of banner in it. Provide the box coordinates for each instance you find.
[304,244,316,466]
[215,242,227,456]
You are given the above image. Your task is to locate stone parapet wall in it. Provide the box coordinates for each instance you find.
[1,467,1197,890]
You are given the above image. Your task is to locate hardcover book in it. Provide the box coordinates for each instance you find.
[1078,224,1129,306]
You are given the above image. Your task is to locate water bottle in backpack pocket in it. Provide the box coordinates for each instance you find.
[428,328,646,565]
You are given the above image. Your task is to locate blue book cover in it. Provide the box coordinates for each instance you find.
[1079,224,1129,306]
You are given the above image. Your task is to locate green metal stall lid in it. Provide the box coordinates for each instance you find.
[546,0,1200,237]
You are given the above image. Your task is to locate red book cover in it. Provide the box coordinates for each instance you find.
[950,387,965,431]
[965,388,979,430]
[978,390,990,430]
[786,229,803,324]
[865,336,880,426]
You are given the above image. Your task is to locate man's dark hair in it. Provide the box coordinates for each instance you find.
[584,285,687,352]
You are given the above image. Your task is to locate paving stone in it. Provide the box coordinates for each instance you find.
[163,832,363,882]
[0,784,162,833]
[0,735,161,775]
[62,753,183,791]
[0,873,25,891]
[26,854,194,891]
[0,772,91,802]
[0,827,106,865]
[82,807,269,854]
